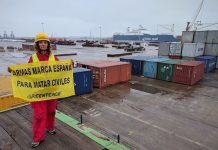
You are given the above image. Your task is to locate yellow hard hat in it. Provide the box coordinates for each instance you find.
[35,32,50,43]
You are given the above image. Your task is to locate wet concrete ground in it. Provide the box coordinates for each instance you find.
[56,70,218,150]
[1,41,218,149]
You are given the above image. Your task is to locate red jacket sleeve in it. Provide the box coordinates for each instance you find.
[28,56,33,63]
[55,56,59,61]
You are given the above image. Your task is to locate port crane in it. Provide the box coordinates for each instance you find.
[186,0,218,31]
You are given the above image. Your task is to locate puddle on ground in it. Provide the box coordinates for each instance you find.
[130,83,169,95]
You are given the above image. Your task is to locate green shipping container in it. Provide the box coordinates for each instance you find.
[157,59,188,81]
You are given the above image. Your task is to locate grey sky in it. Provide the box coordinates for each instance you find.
[0,0,218,37]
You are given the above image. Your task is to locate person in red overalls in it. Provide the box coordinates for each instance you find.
[29,33,59,148]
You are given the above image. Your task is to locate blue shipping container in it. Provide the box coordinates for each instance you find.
[143,57,170,78]
[195,56,216,73]
[120,56,159,75]
[73,68,93,95]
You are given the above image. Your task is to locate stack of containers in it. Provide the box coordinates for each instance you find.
[173,61,205,85]
[181,31,205,60]
[195,56,216,73]
[181,30,218,69]
[143,57,170,78]
[73,68,93,95]
[120,56,157,75]
[182,43,205,58]
[169,42,182,59]
[158,42,170,56]
[157,59,188,82]
[204,31,218,69]
[77,60,131,88]
[158,42,182,59]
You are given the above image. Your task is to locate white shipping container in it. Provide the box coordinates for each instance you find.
[206,30,218,44]
[204,44,218,56]
[182,43,205,57]
[169,42,182,55]
[194,31,208,43]
[181,31,194,43]
[158,42,170,56]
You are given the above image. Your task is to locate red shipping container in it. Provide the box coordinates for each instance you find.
[77,60,131,88]
[169,55,182,59]
[173,61,204,85]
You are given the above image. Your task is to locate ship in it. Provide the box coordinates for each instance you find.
[113,25,178,42]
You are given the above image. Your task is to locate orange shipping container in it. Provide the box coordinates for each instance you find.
[77,60,131,88]
[0,76,28,112]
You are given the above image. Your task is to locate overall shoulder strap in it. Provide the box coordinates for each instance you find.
[49,54,55,61]
[32,53,39,62]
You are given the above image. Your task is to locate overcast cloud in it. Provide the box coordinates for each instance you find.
[0,0,217,37]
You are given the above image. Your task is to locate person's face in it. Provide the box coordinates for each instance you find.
[38,40,48,51]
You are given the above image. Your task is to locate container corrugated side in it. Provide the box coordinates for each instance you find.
[194,31,208,43]
[206,30,218,44]
[157,59,188,81]
[182,43,204,57]
[120,56,157,76]
[195,56,216,73]
[74,68,93,95]
[181,31,195,43]
[216,57,218,69]
[158,42,170,56]
[173,61,204,85]
[143,58,170,78]
[77,61,131,88]
[169,42,182,56]
[204,44,218,56]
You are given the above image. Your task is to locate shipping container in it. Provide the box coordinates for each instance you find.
[204,44,218,56]
[195,56,216,73]
[143,57,170,78]
[169,42,182,56]
[193,31,208,43]
[120,56,157,75]
[182,57,195,61]
[182,43,205,57]
[0,76,28,112]
[77,61,131,88]
[73,68,93,95]
[157,59,188,81]
[206,30,218,44]
[173,61,204,85]
[216,57,218,69]
[158,42,170,56]
[169,55,182,59]
[0,95,28,112]
[181,31,195,43]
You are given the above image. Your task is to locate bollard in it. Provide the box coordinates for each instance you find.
[80,114,83,124]
[117,134,120,143]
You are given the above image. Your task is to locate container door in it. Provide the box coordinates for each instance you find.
[165,64,174,81]
[131,60,142,75]
[208,59,216,72]
[107,66,120,85]
[157,63,167,80]
[143,62,156,78]
[120,64,131,82]
[92,67,101,88]
[73,71,82,95]
[100,68,107,88]
[83,71,93,94]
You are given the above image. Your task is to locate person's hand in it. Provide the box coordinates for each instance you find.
[71,59,74,67]
[8,67,12,73]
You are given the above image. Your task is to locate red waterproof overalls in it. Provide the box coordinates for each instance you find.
[28,52,59,142]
